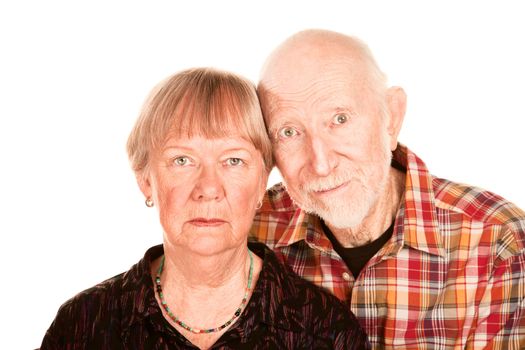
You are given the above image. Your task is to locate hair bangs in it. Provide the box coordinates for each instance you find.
[127,67,274,175]
[167,79,254,142]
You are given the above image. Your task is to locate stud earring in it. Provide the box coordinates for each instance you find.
[145,198,154,207]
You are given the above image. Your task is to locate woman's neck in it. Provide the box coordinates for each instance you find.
[162,245,249,289]
[150,243,262,349]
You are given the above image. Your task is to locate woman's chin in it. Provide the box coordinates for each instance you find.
[184,235,236,257]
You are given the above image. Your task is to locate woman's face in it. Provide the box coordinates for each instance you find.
[139,134,268,256]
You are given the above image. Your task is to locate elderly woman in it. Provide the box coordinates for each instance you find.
[40,68,369,349]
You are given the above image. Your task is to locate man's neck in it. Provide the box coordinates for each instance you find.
[326,167,405,248]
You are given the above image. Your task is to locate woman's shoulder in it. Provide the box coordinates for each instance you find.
[249,244,359,318]
[59,271,127,316]
[41,246,163,348]
[56,271,130,323]
[40,272,128,348]
[53,245,162,320]
[249,241,370,349]
[55,254,156,321]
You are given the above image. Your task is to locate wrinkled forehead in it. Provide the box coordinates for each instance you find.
[261,39,371,84]
[258,65,371,121]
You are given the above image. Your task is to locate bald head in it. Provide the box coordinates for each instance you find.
[256,29,407,233]
[259,29,387,99]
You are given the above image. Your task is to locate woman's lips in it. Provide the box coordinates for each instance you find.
[188,218,227,227]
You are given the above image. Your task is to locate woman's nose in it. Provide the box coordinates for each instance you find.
[191,166,225,202]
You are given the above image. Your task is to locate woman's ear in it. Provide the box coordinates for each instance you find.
[385,86,407,150]
[136,171,152,199]
[258,171,270,205]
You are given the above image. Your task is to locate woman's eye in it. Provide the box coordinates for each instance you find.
[226,158,244,166]
[333,113,349,125]
[173,156,190,166]
[278,127,298,138]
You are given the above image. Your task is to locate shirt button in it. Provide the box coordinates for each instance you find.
[342,272,351,281]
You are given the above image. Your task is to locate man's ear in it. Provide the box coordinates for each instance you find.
[385,86,407,151]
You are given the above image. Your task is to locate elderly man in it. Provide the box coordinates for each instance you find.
[251,29,525,349]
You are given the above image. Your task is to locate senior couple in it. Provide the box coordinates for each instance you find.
[41,30,525,349]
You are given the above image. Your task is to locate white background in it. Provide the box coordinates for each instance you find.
[1,1,524,348]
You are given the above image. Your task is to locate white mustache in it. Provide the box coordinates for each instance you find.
[300,170,357,193]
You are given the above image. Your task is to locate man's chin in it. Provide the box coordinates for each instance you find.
[318,209,363,229]
[322,216,362,230]
[288,190,369,228]
[306,197,371,230]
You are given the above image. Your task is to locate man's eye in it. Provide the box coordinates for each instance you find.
[333,113,349,125]
[173,156,190,166]
[278,127,298,138]
[226,158,244,166]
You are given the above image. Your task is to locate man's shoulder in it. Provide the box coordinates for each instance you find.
[432,176,525,249]
[433,177,525,225]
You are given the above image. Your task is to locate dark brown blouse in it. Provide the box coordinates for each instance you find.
[41,242,370,349]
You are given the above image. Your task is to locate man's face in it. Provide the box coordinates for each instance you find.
[261,64,393,229]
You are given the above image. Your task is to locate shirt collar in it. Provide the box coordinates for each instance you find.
[273,210,338,255]
[256,185,335,252]
[392,144,446,257]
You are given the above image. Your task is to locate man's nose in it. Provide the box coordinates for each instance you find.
[309,136,337,177]
[191,165,225,202]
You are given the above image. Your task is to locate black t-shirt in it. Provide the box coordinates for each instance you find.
[322,220,394,278]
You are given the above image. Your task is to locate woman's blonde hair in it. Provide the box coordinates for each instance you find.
[127,68,273,175]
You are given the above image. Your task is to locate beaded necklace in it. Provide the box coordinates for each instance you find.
[155,250,254,334]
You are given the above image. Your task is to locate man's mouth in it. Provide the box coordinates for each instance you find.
[312,181,349,196]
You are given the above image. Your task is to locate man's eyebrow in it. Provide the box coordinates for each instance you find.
[320,104,355,113]
[266,117,293,138]
[267,123,282,136]
[333,105,354,111]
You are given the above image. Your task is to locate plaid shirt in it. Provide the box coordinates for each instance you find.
[250,144,525,349]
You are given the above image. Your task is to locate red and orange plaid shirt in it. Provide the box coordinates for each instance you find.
[250,144,525,349]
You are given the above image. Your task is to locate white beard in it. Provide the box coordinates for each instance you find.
[287,131,392,229]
